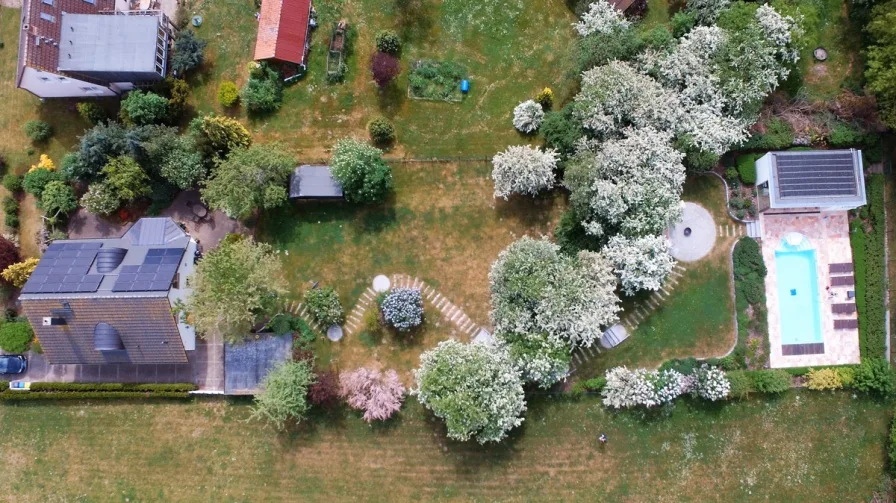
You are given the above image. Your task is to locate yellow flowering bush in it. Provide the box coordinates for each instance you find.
[806,368,843,391]
[29,154,56,173]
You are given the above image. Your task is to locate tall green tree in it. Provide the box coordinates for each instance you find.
[866,0,896,128]
[39,181,77,223]
[102,156,150,203]
[120,90,169,126]
[187,237,287,344]
[201,144,294,219]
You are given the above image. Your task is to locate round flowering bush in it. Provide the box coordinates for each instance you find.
[691,364,730,401]
[649,369,686,405]
[512,100,544,134]
[381,288,423,331]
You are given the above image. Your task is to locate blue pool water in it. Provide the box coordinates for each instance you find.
[775,249,823,345]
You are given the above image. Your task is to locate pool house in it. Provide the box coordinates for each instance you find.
[755,149,866,368]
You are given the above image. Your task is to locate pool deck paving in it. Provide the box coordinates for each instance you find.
[760,211,860,368]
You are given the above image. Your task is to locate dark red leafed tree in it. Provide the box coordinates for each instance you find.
[371,52,401,87]
[309,370,341,409]
[0,236,21,280]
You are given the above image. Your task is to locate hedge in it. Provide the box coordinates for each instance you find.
[736,153,759,184]
[28,382,196,392]
[852,175,886,359]
[742,118,794,150]
[890,407,896,475]
[730,237,768,368]
[0,390,191,401]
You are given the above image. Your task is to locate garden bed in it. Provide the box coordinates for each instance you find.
[407,60,467,103]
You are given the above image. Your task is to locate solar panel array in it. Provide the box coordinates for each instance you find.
[111,248,181,292]
[775,152,858,198]
[22,242,104,294]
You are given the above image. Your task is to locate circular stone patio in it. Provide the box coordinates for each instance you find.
[669,202,716,262]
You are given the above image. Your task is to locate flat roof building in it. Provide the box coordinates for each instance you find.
[755,149,867,213]
[289,165,344,199]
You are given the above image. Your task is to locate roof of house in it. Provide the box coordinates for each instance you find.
[254,0,312,65]
[289,165,344,198]
[56,13,160,74]
[763,149,866,209]
[16,0,116,85]
[609,0,636,11]
[21,297,187,364]
[20,217,190,299]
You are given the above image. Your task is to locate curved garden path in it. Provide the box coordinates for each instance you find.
[285,273,485,340]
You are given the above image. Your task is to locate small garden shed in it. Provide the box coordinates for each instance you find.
[254,0,313,68]
[289,165,344,199]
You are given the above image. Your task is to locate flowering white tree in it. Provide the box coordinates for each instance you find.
[755,4,802,63]
[575,61,681,138]
[499,331,571,389]
[603,366,688,408]
[340,367,406,422]
[381,288,424,331]
[512,100,545,133]
[686,0,731,25]
[565,128,686,239]
[692,364,730,401]
[491,145,558,199]
[413,340,526,443]
[490,237,621,349]
[604,234,676,295]
[574,0,631,36]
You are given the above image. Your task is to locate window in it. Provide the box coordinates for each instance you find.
[58,77,68,82]
[39,77,50,82]
[39,12,55,22]
[80,86,101,93]
[83,0,96,3]
[41,0,53,5]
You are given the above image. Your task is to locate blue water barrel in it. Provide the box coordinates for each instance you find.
[460,80,470,93]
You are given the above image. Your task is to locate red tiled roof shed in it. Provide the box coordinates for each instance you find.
[254,0,312,66]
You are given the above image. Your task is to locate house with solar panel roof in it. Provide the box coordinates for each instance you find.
[19,217,197,365]
[754,149,866,213]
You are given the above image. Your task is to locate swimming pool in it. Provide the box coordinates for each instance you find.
[774,248,823,345]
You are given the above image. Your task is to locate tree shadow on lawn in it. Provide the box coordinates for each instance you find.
[494,191,561,230]
[395,0,438,46]
[375,82,406,119]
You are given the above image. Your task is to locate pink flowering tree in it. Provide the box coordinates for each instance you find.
[339,367,406,422]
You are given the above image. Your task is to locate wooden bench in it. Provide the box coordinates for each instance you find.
[832,303,857,314]
[831,276,855,287]
[829,263,854,274]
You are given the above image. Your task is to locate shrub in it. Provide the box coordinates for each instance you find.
[217,81,240,107]
[535,87,554,109]
[371,52,401,87]
[304,286,344,326]
[375,30,401,54]
[80,182,120,215]
[330,137,393,203]
[724,168,738,181]
[683,148,719,173]
[0,236,21,276]
[120,90,169,126]
[855,175,886,359]
[890,407,896,475]
[2,196,19,216]
[24,120,52,142]
[581,377,607,391]
[541,104,584,159]
[736,153,758,184]
[838,366,856,387]
[76,102,106,125]
[806,368,843,390]
[750,369,792,394]
[853,358,894,395]
[743,118,794,149]
[271,314,292,335]
[22,165,61,198]
[340,367,406,422]
[491,145,558,199]
[250,360,315,430]
[512,100,544,134]
[241,68,284,113]
[670,10,697,37]
[171,29,207,74]
[0,321,33,353]
[2,258,40,288]
[725,370,754,399]
[381,288,423,331]
[291,317,317,348]
[309,370,341,409]
[2,174,22,193]
[829,121,874,148]
[167,78,190,120]
[191,114,252,159]
[367,117,396,144]
[658,357,700,375]
[4,214,19,230]
[691,365,730,401]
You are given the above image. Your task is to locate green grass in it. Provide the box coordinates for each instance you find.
[791,0,864,100]
[642,0,672,28]
[574,175,736,377]
[258,161,565,372]
[185,0,579,158]
[0,392,890,500]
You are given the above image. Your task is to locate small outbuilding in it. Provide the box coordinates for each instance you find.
[289,165,344,199]
[254,0,313,68]
[754,149,866,213]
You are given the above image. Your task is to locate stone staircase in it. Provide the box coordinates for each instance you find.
[745,219,762,238]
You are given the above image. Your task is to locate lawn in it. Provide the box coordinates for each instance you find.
[0,392,889,500]
[794,0,864,100]
[184,0,579,158]
[259,161,565,373]
[574,175,737,378]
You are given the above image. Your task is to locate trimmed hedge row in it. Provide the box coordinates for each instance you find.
[0,390,191,401]
[28,382,196,392]
[859,175,886,359]
[0,382,196,401]
[890,407,896,475]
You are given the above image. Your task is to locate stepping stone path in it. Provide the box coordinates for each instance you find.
[718,223,747,238]
[284,300,328,334]
[569,262,689,371]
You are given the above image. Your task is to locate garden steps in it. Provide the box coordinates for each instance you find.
[745,220,762,238]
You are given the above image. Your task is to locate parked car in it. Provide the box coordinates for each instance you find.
[0,355,26,375]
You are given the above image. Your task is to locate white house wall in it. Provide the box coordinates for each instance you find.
[19,67,117,98]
